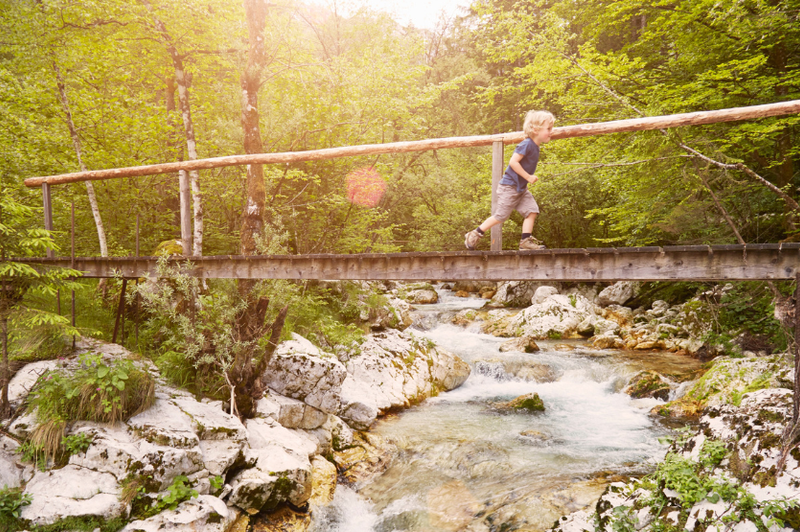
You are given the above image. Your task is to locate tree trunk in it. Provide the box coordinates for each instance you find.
[53,61,109,258]
[151,15,204,256]
[240,0,269,258]
[165,72,193,255]
[1,316,8,418]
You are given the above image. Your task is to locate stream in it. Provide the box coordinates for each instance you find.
[311,286,703,532]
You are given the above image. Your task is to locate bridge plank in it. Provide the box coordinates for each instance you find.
[15,244,800,282]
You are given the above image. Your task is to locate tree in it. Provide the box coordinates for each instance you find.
[0,191,79,417]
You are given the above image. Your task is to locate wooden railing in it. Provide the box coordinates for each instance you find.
[24,100,800,254]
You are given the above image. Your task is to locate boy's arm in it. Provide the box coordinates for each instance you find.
[508,152,538,184]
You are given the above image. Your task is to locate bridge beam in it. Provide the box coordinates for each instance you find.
[16,244,800,282]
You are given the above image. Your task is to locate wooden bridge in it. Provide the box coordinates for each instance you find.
[17,243,800,282]
[20,99,800,282]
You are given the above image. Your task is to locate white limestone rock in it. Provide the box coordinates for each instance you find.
[127,397,200,449]
[596,281,640,307]
[532,286,559,305]
[20,465,127,526]
[510,293,601,340]
[7,360,59,409]
[337,329,470,429]
[259,393,329,430]
[264,334,348,414]
[0,436,24,489]
[226,446,312,512]
[121,495,238,532]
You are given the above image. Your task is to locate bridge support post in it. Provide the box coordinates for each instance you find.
[42,183,54,259]
[794,272,800,424]
[179,170,192,256]
[491,140,503,251]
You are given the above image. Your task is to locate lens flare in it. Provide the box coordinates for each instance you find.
[345,167,386,208]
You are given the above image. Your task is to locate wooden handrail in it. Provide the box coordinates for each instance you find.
[23,99,800,187]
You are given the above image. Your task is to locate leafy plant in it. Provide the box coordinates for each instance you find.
[62,432,93,457]
[24,353,154,463]
[157,475,198,511]
[0,485,32,523]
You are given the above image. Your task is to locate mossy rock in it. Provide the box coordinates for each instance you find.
[152,240,184,256]
[494,393,545,413]
[624,371,671,401]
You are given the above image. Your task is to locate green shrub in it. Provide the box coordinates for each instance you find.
[24,353,154,464]
[0,485,31,528]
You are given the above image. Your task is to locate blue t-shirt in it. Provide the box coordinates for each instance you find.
[499,138,540,192]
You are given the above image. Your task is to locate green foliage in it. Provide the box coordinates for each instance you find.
[609,436,799,530]
[209,475,224,495]
[24,353,154,463]
[157,475,198,511]
[61,432,93,457]
[703,282,789,354]
[0,486,31,527]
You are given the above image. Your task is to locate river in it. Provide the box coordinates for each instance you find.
[311,286,702,532]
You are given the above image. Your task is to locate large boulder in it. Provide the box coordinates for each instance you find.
[596,281,640,307]
[490,281,544,307]
[508,293,602,340]
[121,495,238,532]
[20,465,127,526]
[263,334,348,414]
[337,330,470,429]
[226,418,315,513]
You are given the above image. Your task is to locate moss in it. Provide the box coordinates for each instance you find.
[511,393,545,412]
[27,516,127,532]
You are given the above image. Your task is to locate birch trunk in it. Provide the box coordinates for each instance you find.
[53,62,108,257]
[240,0,269,258]
[151,16,204,256]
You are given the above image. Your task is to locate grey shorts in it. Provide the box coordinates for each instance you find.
[492,184,539,222]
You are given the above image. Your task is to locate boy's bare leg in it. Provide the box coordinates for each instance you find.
[479,216,502,233]
[522,213,537,234]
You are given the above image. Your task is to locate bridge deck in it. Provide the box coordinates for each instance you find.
[17,243,800,282]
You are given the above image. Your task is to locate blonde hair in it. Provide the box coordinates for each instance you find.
[523,110,555,139]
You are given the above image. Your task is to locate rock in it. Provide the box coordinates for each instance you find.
[624,371,671,401]
[332,431,395,486]
[576,319,595,337]
[251,505,310,532]
[406,289,439,304]
[633,340,666,350]
[493,393,545,413]
[257,394,328,430]
[7,360,59,409]
[226,443,312,512]
[452,309,478,326]
[596,281,640,307]
[592,334,625,350]
[69,423,206,491]
[455,290,470,298]
[427,480,482,531]
[264,334,348,414]
[365,297,413,331]
[0,437,24,489]
[509,293,602,340]
[337,330,470,429]
[121,495,238,532]
[474,360,556,383]
[127,397,201,449]
[20,465,126,526]
[453,281,496,293]
[480,309,519,337]
[490,281,543,307]
[309,455,337,505]
[499,336,540,353]
[602,305,635,328]
[532,286,559,305]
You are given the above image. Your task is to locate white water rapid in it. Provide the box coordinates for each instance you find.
[311,286,700,532]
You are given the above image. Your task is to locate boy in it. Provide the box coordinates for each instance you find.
[465,110,554,251]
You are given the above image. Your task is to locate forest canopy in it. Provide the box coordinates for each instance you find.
[1,0,798,255]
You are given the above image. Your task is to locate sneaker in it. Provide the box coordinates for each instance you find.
[464,229,482,250]
[519,236,546,250]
